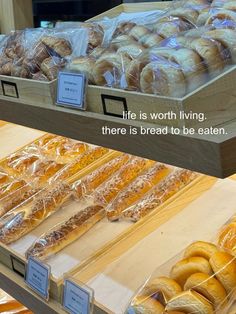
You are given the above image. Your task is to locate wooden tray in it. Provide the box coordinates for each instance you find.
[0,75,57,108]
[73,177,236,314]
[86,2,236,129]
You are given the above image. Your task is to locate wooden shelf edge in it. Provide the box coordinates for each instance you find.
[0,99,233,178]
[0,263,66,314]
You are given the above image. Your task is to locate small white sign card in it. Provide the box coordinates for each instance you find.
[25,256,51,300]
[63,278,94,314]
[57,71,87,110]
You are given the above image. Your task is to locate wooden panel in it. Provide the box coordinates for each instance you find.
[0,0,33,34]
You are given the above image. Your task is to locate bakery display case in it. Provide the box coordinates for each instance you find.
[0,0,236,313]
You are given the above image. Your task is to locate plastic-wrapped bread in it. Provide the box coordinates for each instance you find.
[92,157,155,206]
[73,153,130,199]
[0,184,39,218]
[68,56,96,84]
[0,182,72,244]
[51,146,109,182]
[123,169,197,222]
[0,171,11,186]
[167,8,200,25]
[26,160,63,185]
[106,163,170,221]
[205,9,236,28]
[0,179,26,200]
[34,134,57,147]
[26,204,105,259]
[218,220,236,254]
[152,17,193,39]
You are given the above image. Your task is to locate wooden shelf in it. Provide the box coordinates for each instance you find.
[0,98,235,178]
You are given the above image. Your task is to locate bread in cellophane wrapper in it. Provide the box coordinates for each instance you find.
[105,162,171,221]
[126,241,236,314]
[0,288,33,313]
[0,181,72,245]
[72,153,131,200]
[122,169,197,222]
[0,27,89,81]
[217,214,236,256]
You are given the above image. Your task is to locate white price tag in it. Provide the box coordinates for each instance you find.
[63,279,94,314]
[57,71,87,110]
[25,257,50,300]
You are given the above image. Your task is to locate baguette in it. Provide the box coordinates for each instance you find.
[51,146,109,182]
[0,182,71,244]
[73,153,130,199]
[123,169,196,222]
[92,157,155,206]
[26,205,104,259]
[106,163,170,221]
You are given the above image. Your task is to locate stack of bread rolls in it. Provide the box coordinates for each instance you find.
[129,241,236,314]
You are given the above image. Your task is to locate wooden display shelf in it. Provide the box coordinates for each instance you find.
[0,98,235,178]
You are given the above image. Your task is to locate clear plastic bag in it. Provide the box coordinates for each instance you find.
[106,163,170,221]
[26,204,105,260]
[0,181,72,244]
[217,215,236,255]
[126,241,236,314]
[122,169,197,222]
[72,153,131,200]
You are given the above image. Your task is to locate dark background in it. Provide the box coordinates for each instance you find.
[33,0,123,26]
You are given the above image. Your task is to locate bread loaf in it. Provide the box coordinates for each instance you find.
[68,57,96,84]
[73,153,130,199]
[0,182,71,244]
[41,36,72,57]
[26,205,104,259]
[106,163,170,221]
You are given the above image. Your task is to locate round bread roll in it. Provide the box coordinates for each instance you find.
[139,33,163,48]
[168,8,200,25]
[180,37,226,77]
[113,22,136,37]
[153,19,192,39]
[131,296,164,314]
[205,9,236,28]
[166,290,214,314]
[117,43,145,59]
[141,277,182,302]
[184,272,227,309]
[140,60,187,97]
[218,222,236,252]
[125,58,149,91]
[209,251,236,294]
[205,29,236,63]
[170,256,213,288]
[129,25,151,41]
[68,57,96,84]
[184,241,219,260]
[93,53,131,87]
[111,35,136,50]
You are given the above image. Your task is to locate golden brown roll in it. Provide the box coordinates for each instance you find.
[41,36,72,57]
[113,22,136,37]
[206,9,236,27]
[80,22,104,49]
[218,222,236,253]
[130,296,164,314]
[111,35,136,50]
[31,41,50,64]
[117,43,145,59]
[125,58,149,91]
[140,61,187,97]
[184,272,227,309]
[170,257,213,288]
[205,29,236,62]
[166,290,214,314]
[180,37,226,77]
[41,56,66,81]
[129,25,151,41]
[153,19,192,39]
[93,52,131,87]
[139,33,164,48]
[141,277,182,301]
[68,57,96,84]
[168,8,200,24]
[209,252,236,294]
[184,241,219,260]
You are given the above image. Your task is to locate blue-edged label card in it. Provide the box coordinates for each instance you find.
[25,256,51,300]
[63,278,94,314]
[57,71,87,110]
